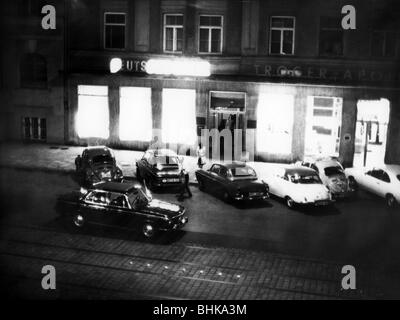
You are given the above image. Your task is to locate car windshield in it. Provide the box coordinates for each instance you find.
[92,154,113,164]
[155,155,179,165]
[324,166,344,176]
[289,173,322,184]
[230,167,257,178]
[127,187,151,209]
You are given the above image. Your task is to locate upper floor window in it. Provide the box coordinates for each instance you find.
[319,17,343,57]
[199,15,223,54]
[104,12,126,49]
[20,53,47,88]
[163,14,183,53]
[269,17,295,55]
[371,31,398,57]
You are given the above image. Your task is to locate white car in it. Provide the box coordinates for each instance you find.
[267,166,334,209]
[296,158,356,199]
[345,165,400,208]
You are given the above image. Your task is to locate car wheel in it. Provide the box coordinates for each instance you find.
[386,194,397,209]
[73,214,85,228]
[285,196,295,209]
[142,223,156,238]
[198,178,205,191]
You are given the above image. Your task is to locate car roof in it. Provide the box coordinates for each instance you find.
[212,162,250,169]
[284,166,317,175]
[84,146,112,156]
[374,164,400,175]
[314,159,342,168]
[147,148,177,157]
[89,181,141,193]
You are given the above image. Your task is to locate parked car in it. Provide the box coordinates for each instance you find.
[295,158,356,199]
[267,166,334,209]
[345,165,400,208]
[195,162,269,203]
[136,148,184,190]
[75,146,123,186]
[56,181,188,238]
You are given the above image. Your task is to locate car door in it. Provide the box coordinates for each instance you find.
[363,169,382,195]
[215,166,230,196]
[107,193,132,227]
[82,190,109,226]
[205,164,221,194]
[374,170,391,198]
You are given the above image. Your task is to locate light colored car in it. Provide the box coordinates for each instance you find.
[267,166,334,209]
[296,158,356,199]
[345,165,400,208]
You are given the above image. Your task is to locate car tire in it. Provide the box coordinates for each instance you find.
[142,223,156,238]
[386,194,397,209]
[198,178,205,191]
[285,196,295,209]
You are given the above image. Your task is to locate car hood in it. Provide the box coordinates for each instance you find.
[141,199,184,217]
[295,184,330,200]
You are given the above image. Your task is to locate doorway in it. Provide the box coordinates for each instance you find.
[353,99,390,167]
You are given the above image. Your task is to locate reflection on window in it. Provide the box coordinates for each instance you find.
[76,85,109,139]
[162,88,197,145]
[256,93,294,154]
[119,87,152,142]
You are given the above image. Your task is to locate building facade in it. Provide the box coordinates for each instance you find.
[1,0,400,167]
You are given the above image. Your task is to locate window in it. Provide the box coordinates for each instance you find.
[164,14,183,53]
[22,117,46,141]
[76,85,109,139]
[20,53,47,87]
[269,17,295,55]
[199,15,223,53]
[319,17,343,56]
[161,88,197,145]
[119,87,152,142]
[371,31,398,57]
[305,96,343,157]
[256,93,294,155]
[104,13,126,49]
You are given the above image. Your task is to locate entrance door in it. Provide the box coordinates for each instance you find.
[354,99,390,167]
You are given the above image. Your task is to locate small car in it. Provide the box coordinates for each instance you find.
[267,166,334,209]
[345,165,400,208]
[136,148,184,190]
[295,158,356,199]
[56,181,188,238]
[195,162,269,203]
[75,146,123,186]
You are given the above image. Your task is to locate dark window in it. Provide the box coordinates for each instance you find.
[199,15,223,53]
[211,164,221,174]
[219,167,228,178]
[17,0,48,17]
[22,117,46,141]
[319,17,343,56]
[270,17,295,55]
[104,13,126,49]
[20,53,47,87]
[371,31,398,57]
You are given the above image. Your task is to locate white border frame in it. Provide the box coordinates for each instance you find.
[209,90,247,114]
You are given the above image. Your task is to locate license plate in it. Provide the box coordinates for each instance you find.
[101,172,111,178]
[249,192,263,197]
[166,178,180,183]
[315,200,330,206]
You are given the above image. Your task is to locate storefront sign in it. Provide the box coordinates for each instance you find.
[253,64,400,85]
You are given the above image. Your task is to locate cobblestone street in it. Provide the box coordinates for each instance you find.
[0,225,387,300]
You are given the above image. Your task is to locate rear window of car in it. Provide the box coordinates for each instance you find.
[288,173,322,184]
[231,167,256,178]
[155,156,179,165]
[324,166,344,177]
[92,154,113,164]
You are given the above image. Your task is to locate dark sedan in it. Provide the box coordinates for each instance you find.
[136,148,184,190]
[56,181,188,238]
[75,146,123,186]
[195,162,270,203]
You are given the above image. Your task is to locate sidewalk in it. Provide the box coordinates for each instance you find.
[0,142,284,184]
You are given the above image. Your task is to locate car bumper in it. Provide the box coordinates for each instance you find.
[153,176,183,187]
[234,193,270,201]
[331,190,356,199]
[160,215,188,231]
[298,199,334,207]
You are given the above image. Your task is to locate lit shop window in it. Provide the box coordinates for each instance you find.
[199,15,223,53]
[22,117,46,141]
[319,17,343,56]
[304,96,343,157]
[256,93,294,154]
[76,85,109,139]
[164,14,183,53]
[104,12,126,49]
[119,87,152,141]
[269,17,295,55]
[162,88,197,145]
